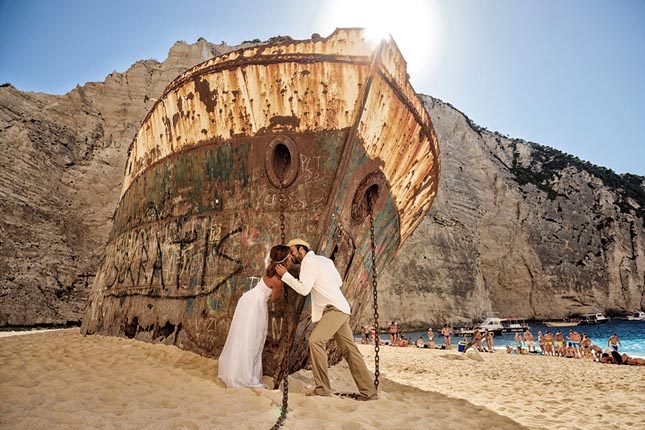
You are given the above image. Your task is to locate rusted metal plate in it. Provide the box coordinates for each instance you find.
[82,28,440,384]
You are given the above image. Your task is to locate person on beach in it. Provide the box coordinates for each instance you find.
[565,342,576,358]
[398,335,410,347]
[360,326,369,344]
[568,329,582,358]
[514,332,524,353]
[389,321,399,344]
[218,244,289,388]
[608,333,623,351]
[590,344,603,360]
[441,324,452,350]
[473,328,485,352]
[581,333,592,359]
[484,329,494,353]
[523,328,536,353]
[543,331,554,356]
[555,330,565,357]
[427,328,435,349]
[537,331,545,354]
[620,353,645,366]
[459,327,486,354]
[369,326,379,345]
[415,336,425,348]
[599,350,644,366]
[275,238,377,401]
[598,351,645,366]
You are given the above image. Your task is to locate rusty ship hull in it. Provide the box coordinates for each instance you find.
[81,29,440,383]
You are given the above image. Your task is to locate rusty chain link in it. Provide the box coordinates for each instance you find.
[270,151,290,430]
[279,185,286,247]
[270,154,382,428]
[278,152,288,296]
[368,193,380,392]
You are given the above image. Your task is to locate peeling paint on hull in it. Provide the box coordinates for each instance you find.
[81,29,440,384]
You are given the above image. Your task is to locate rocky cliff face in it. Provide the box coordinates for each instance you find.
[375,96,645,328]
[1,39,643,328]
[0,39,231,326]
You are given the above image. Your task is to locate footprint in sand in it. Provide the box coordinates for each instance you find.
[160,398,178,409]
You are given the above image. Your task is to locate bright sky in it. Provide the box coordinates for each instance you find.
[1,0,643,176]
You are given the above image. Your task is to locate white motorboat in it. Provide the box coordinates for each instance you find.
[454,317,530,336]
[626,310,645,321]
[578,313,609,325]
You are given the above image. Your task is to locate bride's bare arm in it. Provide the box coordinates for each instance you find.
[270,280,283,303]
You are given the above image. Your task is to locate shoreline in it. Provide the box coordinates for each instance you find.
[363,341,645,360]
[360,319,645,358]
[0,328,71,338]
[0,321,82,331]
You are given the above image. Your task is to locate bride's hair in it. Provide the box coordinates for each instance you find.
[265,244,290,277]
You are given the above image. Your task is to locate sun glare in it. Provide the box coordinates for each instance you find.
[317,0,442,89]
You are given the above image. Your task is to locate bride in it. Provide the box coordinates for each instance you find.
[217,244,290,388]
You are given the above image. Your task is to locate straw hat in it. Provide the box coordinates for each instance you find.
[287,238,310,248]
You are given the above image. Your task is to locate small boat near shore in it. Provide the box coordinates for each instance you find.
[626,311,645,321]
[544,319,579,328]
[454,317,530,336]
[578,313,609,325]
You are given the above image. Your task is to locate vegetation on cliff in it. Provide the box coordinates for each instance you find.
[507,139,645,219]
[438,95,644,219]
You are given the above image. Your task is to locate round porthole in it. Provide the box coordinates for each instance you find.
[351,171,386,226]
[265,136,299,188]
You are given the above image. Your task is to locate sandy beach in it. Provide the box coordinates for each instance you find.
[1,330,643,430]
[358,344,645,430]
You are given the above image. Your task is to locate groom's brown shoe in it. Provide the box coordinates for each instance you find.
[356,394,378,401]
[305,388,331,397]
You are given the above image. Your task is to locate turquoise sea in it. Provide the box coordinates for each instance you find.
[361,320,645,357]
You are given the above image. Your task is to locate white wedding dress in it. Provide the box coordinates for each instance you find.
[218,278,272,388]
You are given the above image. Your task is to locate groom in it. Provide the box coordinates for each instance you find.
[275,238,377,401]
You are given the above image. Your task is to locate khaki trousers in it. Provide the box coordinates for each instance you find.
[309,305,377,397]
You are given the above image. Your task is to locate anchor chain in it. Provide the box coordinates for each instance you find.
[279,176,286,247]
[368,193,380,392]
[270,151,290,430]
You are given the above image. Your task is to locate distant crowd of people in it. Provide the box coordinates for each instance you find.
[359,322,447,349]
[358,323,644,366]
[501,328,591,358]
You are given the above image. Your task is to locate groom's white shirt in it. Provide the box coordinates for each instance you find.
[280,251,351,322]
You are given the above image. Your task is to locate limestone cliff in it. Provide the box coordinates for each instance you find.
[0,39,230,326]
[1,38,643,328]
[375,96,645,328]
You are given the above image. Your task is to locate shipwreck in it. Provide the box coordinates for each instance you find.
[81,28,440,384]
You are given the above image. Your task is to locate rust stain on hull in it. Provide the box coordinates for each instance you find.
[82,28,440,384]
